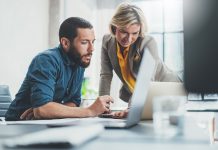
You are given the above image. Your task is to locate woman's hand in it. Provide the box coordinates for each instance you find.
[112,108,129,119]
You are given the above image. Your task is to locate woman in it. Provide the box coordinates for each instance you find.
[99,3,180,118]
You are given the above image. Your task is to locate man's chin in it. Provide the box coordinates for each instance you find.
[80,62,90,68]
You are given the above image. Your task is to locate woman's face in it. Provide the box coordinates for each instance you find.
[115,23,140,48]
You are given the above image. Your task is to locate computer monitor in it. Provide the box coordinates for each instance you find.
[184,0,218,93]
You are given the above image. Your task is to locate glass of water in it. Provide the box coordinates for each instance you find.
[153,96,186,138]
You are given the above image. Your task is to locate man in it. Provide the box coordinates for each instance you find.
[5,17,113,121]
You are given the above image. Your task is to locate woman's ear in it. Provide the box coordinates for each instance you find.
[60,37,70,51]
[111,25,117,35]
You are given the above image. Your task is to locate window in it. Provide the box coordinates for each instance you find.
[133,0,183,72]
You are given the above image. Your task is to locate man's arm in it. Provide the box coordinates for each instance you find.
[30,95,113,120]
[33,102,92,119]
[20,102,77,120]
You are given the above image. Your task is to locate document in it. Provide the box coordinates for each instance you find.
[3,124,104,148]
[186,101,218,111]
[2,117,124,126]
[1,118,80,125]
[204,93,218,100]
[188,93,202,101]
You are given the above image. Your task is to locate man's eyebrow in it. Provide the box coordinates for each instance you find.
[81,39,96,42]
[132,31,140,34]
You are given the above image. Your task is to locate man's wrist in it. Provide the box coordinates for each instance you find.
[85,107,96,117]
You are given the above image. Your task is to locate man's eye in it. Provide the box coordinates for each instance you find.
[81,41,88,44]
[133,32,139,35]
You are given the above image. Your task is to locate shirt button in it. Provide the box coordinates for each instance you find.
[61,101,64,104]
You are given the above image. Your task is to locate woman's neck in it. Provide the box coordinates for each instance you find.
[118,42,127,53]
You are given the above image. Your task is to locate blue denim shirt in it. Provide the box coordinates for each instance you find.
[5,45,85,120]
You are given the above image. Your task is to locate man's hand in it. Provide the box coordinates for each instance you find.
[20,108,34,120]
[87,95,114,117]
[111,108,129,119]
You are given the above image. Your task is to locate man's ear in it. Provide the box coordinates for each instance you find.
[60,37,70,51]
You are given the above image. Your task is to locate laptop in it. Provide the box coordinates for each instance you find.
[96,50,155,128]
[141,82,187,120]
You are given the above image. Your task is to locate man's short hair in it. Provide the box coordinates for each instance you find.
[59,17,93,42]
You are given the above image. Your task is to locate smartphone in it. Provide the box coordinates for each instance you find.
[98,113,113,118]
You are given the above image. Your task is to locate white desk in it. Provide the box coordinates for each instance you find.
[77,118,215,150]
[0,115,217,150]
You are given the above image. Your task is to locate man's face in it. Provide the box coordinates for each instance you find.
[68,28,95,68]
[115,23,140,48]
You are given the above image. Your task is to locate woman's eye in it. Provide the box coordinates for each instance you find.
[119,29,125,33]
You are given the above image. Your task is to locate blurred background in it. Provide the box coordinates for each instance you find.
[0,0,183,108]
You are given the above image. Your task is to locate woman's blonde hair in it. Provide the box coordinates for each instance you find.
[109,2,147,37]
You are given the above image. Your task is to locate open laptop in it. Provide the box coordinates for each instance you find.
[141,82,187,120]
[96,50,155,128]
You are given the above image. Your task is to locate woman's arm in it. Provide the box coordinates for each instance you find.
[99,35,114,96]
[145,36,181,82]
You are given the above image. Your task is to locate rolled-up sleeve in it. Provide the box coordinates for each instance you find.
[28,54,58,108]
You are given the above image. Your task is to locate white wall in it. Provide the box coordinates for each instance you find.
[0,0,49,98]
[64,0,99,94]
[64,0,127,108]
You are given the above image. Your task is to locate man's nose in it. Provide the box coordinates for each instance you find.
[88,43,94,52]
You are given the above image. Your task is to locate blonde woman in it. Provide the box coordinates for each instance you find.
[99,3,180,118]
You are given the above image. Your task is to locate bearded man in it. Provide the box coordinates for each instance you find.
[5,17,113,121]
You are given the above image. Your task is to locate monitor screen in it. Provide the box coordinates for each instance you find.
[184,0,218,93]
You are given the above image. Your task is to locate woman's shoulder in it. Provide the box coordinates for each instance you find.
[137,35,157,50]
[138,35,156,46]
[102,34,116,49]
[102,34,114,42]
[136,35,159,59]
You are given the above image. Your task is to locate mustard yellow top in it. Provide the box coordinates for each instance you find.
[116,43,136,92]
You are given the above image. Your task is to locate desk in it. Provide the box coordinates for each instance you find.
[0,115,217,150]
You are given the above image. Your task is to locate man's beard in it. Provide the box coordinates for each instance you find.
[67,44,92,68]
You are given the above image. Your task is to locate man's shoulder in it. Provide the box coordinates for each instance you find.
[39,47,60,57]
[35,47,61,62]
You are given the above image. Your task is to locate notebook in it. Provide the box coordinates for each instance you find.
[3,124,104,148]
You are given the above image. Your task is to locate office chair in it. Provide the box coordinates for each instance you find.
[0,85,12,117]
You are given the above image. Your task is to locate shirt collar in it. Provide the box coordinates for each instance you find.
[58,45,77,67]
